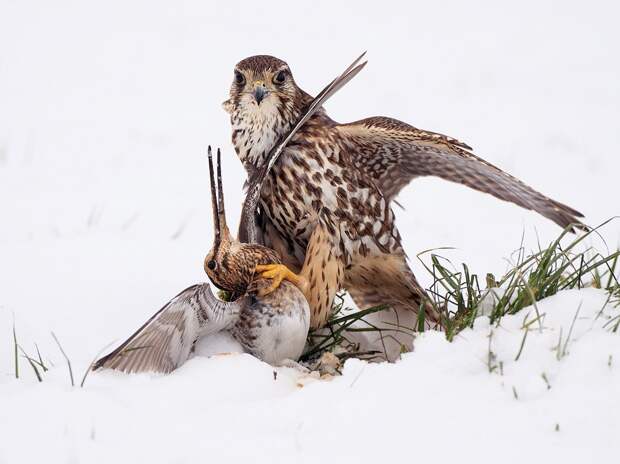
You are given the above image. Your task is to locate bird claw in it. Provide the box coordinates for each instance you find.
[255,263,304,296]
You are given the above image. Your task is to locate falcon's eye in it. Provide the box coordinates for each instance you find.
[234,71,245,86]
[273,70,286,85]
[207,260,216,270]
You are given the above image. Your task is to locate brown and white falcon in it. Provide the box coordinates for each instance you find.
[223,54,585,357]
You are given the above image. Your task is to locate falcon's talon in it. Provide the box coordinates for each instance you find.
[256,264,307,296]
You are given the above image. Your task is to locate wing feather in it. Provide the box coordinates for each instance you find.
[93,283,241,374]
[337,117,586,231]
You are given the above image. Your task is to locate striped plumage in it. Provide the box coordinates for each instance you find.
[224,54,586,360]
[94,148,310,374]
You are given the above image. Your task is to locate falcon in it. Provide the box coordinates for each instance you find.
[223,53,585,357]
[92,62,362,373]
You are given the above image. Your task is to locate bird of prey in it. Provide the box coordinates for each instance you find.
[223,53,586,357]
[93,59,364,373]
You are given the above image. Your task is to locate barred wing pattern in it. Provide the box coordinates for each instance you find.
[338,117,585,231]
[93,283,241,374]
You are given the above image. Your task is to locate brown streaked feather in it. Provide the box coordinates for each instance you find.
[345,253,440,325]
[238,53,367,244]
[235,55,288,74]
[257,209,305,273]
[338,116,586,231]
[345,253,441,361]
[297,216,344,328]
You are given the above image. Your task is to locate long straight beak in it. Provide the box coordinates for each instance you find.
[207,146,222,248]
[215,147,229,236]
[207,146,231,251]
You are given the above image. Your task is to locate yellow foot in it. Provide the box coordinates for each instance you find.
[255,264,308,296]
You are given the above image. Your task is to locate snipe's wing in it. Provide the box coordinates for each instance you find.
[93,283,243,374]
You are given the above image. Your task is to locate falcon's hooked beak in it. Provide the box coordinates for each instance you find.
[253,80,267,104]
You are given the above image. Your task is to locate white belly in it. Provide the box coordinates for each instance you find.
[232,283,310,365]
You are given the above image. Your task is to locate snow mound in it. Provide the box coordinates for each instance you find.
[1,289,618,463]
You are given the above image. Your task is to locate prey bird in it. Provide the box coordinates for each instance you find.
[202,147,310,367]
[223,53,586,358]
[92,149,309,373]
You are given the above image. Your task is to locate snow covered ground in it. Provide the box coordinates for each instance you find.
[1,1,619,462]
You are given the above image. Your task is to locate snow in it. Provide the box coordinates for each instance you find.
[1,0,619,462]
[2,290,619,463]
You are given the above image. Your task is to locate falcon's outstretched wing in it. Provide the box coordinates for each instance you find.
[93,283,242,374]
[337,117,586,231]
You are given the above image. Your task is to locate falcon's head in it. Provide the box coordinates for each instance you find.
[223,55,305,116]
[223,55,310,167]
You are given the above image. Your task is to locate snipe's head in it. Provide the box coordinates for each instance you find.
[204,146,238,291]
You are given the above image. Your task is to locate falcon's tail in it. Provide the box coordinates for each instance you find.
[346,253,441,362]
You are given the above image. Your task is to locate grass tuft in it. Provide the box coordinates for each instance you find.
[11,323,48,382]
[301,293,388,363]
[13,322,19,379]
[420,220,619,340]
[52,332,74,387]
[18,346,43,382]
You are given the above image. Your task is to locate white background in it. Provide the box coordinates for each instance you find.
[0,1,618,462]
